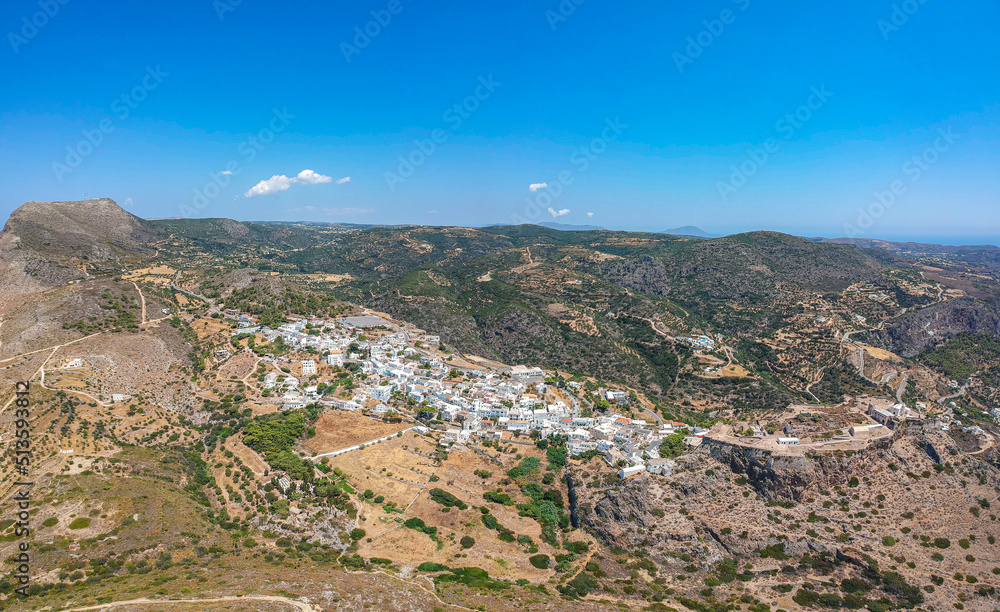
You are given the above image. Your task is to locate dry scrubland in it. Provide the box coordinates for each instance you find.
[334,435,583,583]
[573,430,1000,611]
[0,444,613,612]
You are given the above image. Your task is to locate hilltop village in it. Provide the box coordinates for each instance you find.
[204,308,983,482]
[223,311,692,475]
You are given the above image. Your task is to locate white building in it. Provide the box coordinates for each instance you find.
[511,365,544,380]
[607,390,629,404]
[507,419,532,432]
[301,360,316,375]
[370,385,393,402]
[776,437,800,445]
[619,463,646,478]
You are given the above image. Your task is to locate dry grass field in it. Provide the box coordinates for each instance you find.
[859,343,903,362]
[302,412,410,454]
[325,433,432,507]
[719,363,751,377]
[217,351,260,381]
[192,317,230,340]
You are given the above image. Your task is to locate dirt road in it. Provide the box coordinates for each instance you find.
[55,594,321,612]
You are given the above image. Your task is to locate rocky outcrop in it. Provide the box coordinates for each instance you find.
[704,438,895,502]
[582,475,700,550]
[870,297,1000,357]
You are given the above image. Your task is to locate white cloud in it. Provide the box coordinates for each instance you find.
[427,209,439,214]
[292,205,316,213]
[529,182,548,192]
[336,176,351,184]
[245,174,294,198]
[323,207,373,216]
[587,212,594,218]
[293,169,333,184]
[547,207,570,218]
[123,197,134,207]
[244,169,336,198]
[221,170,233,175]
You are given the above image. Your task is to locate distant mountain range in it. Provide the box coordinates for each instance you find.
[537,222,605,231]
[660,226,713,237]
[814,236,1000,253]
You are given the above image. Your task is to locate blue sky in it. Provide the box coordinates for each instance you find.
[1,0,998,244]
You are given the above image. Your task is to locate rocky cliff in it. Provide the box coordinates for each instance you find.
[870,296,1000,357]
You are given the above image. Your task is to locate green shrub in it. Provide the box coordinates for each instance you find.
[483,491,515,506]
[417,562,450,572]
[758,543,791,560]
[564,541,590,555]
[557,572,598,598]
[507,456,541,481]
[529,554,551,569]
[68,518,91,530]
[435,567,510,591]
[428,488,468,510]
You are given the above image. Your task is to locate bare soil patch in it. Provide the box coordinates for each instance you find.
[302,411,409,454]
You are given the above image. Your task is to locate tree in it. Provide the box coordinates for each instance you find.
[659,433,685,459]
[460,536,475,549]
[350,528,366,541]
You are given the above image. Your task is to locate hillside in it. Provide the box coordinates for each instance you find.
[1,199,999,612]
[0,199,158,311]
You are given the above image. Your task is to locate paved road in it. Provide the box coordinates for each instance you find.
[642,405,664,426]
[937,383,968,404]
